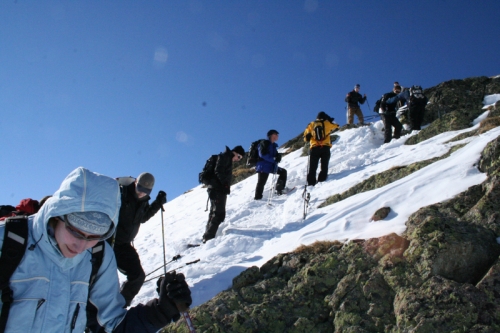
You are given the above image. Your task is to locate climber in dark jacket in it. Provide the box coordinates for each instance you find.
[113,172,166,306]
[379,85,403,143]
[203,145,246,243]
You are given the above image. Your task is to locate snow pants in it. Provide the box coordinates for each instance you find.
[113,242,146,306]
[348,106,364,125]
[381,114,403,143]
[307,145,331,186]
[254,168,287,199]
[203,189,227,241]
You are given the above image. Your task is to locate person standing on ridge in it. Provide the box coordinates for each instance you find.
[0,167,191,332]
[303,111,339,186]
[112,172,167,307]
[345,84,367,125]
[254,129,288,200]
[202,145,246,243]
[379,84,403,143]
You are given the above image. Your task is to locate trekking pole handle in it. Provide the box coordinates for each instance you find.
[178,307,197,333]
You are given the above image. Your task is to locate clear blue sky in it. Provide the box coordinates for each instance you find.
[1,0,499,206]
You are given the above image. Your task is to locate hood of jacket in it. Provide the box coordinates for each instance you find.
[32,167,121,270]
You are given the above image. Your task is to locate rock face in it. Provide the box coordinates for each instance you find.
[162,76,500,333]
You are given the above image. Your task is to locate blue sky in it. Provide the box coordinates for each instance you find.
[1,0,499,206]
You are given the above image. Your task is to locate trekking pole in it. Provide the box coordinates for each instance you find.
[267,165,278,205]
[366,98,371,113]
[161,199,197,333]
[144,259,201,283]
[145,254,181,278]
[303,154,311,220]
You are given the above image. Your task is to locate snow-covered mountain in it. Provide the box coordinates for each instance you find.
[125,94,500,311]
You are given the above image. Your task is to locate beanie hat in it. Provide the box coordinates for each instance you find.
[65,211,112,236]
[136,172,155,195]
[232,145,245,156]
[354,84,360,89]
[267,129,279,137]
[317,111,328,120]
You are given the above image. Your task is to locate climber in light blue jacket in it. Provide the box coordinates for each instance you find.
[0,167,192,333]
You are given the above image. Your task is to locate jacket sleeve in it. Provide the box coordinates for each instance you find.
[385,94,400,105]
[303,123,312,142]
[141,199,163,223]
[88,244,175,333]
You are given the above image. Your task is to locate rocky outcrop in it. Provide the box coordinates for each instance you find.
[162,77,500,333]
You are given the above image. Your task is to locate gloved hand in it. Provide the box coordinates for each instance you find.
[328,116,335,123]
[305,133,312,142]
[156,272,192,321]
[274,153,282,163]
[223,184,230,195]
[156,190,167,205]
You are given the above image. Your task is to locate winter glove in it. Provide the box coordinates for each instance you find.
[156,272,192,321]
[156,190,167,205]
[223,184,231,195]
[274,153,282,163]
[328,116,335,123]
[305,133,312,142]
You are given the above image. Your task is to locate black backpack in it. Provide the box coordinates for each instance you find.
[409,85,427,106]
[199,154,218,185]
[246,139,265,167]
[313,120,326,141]
[374,99,382,113]
[0,216,104,332]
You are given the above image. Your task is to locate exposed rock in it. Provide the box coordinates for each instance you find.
[371,207,391,221]
[162,76,500,333]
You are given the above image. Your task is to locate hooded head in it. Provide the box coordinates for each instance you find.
[33,167,121,265]
[136,172,155,196]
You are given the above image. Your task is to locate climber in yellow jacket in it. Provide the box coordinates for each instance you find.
[303,111,339,186]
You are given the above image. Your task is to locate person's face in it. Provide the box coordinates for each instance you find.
[270,133,279,143]
[53,218,99,258]
[232,152,243,162]
[355,86,360,92]
[135,182,149,199]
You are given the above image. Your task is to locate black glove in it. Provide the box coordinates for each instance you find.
[305,133,312,142]
[274,153,282,163]
[328,116,335,123]
[223,184,230,195]
[156,272,192,321]
[156,190,167,205]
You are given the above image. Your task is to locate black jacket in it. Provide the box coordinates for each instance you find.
[114,181,163,245]
[381,92,398,114]
[209,146,234,191]
[345,90,366,107]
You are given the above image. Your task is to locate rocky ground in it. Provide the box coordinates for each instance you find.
[163,75,500,333]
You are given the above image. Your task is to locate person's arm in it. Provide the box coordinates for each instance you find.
[141,192,166,223]
[303,123,313,142]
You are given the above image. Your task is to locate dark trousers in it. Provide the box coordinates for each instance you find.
[113,243,146,306]
[307,146,331,186]
[203,189,227,241]
[408,105,425,130]
[254,168,287,199]
[381,114,403,143]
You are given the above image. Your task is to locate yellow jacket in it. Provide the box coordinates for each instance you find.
[303,119,339,148]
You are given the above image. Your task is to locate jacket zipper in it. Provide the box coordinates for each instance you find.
[70,303,80,332]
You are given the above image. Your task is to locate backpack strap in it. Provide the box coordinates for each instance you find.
[85,241,105,332]
[0,216,29,333]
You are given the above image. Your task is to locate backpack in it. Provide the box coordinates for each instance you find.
[199,154,218,185]
[246,139,265,167]
[409,85,427,106]
[0,205,16,219]
[0,216,104,332]
[313,120,326,141]
[373,99,382,113]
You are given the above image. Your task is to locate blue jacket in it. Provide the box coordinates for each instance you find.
[256,140,278,174]
[0,167,166,333]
